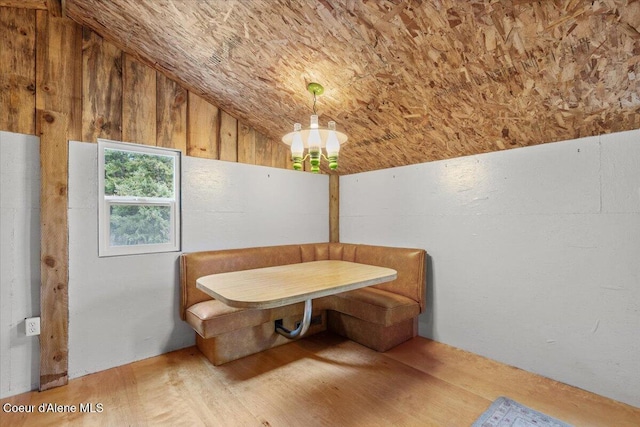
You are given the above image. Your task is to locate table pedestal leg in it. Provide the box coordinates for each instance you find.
[275,299,312,339]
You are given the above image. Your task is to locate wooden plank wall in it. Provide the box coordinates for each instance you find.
[0,6,293,161]
[35,5,82,391]
[0,4,298,392]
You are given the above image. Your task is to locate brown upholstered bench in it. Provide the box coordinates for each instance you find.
[180,243,426,365]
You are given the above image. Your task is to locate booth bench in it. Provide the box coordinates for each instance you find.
[180,243,426,365]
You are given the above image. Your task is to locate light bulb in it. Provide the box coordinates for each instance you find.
[308,116,321,153]
[326,121,340,170]
[290,123,304,171]
[310,114,319,129]
[326,121,340,157]
[291,123,304,157]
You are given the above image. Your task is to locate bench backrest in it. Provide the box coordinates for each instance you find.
[180,243,426,319]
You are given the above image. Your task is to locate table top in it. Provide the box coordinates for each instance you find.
[196,260,397,309]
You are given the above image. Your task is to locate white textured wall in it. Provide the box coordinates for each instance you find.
[68,142,192,378]
[181,156,329,251]
[340,129,640,407]
[0,132,41,399]
[68,142,328,379]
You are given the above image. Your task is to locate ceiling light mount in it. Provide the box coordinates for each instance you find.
[307,82,324,96]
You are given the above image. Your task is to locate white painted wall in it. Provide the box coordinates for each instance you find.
[181,156,329,251]
[7,130,635,406]
[340,129,640,407]
[0,132,41,399]
[68,142,328,379]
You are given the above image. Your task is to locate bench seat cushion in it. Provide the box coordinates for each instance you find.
[321,287,420,327]
[186,299,307,338]
[186,300,268,338]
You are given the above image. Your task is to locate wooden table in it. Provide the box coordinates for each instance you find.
[196,260,397,339]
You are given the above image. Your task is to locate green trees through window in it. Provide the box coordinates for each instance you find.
[104,148,175,246]
[104,149,174,198]
[99,140,180,256]
[109,205,171,246]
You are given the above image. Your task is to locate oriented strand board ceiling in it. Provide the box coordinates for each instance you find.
[65,0,640,174]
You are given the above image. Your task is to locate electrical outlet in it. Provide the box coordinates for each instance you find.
[25,317,40,336]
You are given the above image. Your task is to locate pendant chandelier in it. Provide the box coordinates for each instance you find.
[282,83,348,173]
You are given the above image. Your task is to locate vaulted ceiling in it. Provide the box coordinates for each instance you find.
[65,0,640,174]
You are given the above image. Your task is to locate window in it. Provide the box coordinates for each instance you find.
[98,139,181,256]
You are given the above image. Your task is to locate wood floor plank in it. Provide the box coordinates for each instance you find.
[1,333,638,426]
[216,338,476,426]
[384,337,640,427]
[285,336,488,426]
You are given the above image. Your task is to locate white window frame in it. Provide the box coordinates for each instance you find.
[98,139,181,257]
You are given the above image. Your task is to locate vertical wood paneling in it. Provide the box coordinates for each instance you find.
[271,141,288,169]
[82,28,122,142]
[35,13,82,139]
[122,54,156,145]
[285,147,293,170]
[255,131,272,167]
[187,92,219,159]
[0,7,36,135]
[156,73,187,153]
[238,123,256,164]
[219,110,237,162]
[37,109,69,391]
[329,174,339,242]
[35,9,81,392]
[45,0,61,17]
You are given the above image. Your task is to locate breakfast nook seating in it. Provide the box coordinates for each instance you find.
[180,243,426,365]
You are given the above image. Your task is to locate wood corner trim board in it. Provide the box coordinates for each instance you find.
[38,108,70,391]
[330,174,339,243]
[34,6,81,391]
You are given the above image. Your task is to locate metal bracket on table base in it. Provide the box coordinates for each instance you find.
[275,299,312,339]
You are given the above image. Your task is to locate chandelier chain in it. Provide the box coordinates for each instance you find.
[312,93,317,115]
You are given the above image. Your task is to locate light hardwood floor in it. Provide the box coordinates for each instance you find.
[1,333,638,426]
